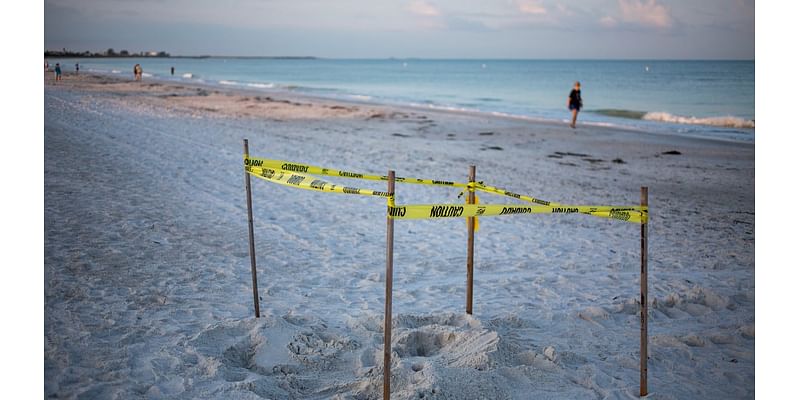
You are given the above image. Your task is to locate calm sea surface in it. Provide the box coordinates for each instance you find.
[47,58,755,142]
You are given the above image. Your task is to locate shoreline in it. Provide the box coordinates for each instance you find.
[45,70,754,146]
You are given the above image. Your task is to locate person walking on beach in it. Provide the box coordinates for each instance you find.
[75,63,80,73]
[567,81,582,128]
[134,64,142,81]
[171,66,175,76]
[54,63,62,81]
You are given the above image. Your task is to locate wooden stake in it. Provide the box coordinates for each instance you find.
[466,165,476,315]
[243,139,260,318]
[640,187,648,396]
[383,170,396,400]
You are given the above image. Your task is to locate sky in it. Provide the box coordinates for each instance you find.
[45,0,754,58]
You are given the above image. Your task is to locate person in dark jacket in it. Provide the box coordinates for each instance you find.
[567,81,582,128]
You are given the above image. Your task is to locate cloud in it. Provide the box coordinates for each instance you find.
[553,3,574,17]
[444,15,491,32]
[408,0,440,17]
[599,16,617,28]
[516,0,547,15]
[617,0,672,28]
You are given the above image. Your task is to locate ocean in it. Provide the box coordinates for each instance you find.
[47,58,755,142]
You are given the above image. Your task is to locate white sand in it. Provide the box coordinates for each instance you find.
[45,74,754,399]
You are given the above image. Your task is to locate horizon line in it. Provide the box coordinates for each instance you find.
[43,54,755,62]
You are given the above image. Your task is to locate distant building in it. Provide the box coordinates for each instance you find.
[43,48,170,58]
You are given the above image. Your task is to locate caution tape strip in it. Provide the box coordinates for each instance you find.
[470,182,559,206]
[245,155,648,224]
[246,156,558,206]
[388,204,648,224]
[245,156,466,188]
[246,165,390,198]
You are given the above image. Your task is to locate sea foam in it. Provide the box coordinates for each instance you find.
[246,83,275,89]
[643,112,755,129]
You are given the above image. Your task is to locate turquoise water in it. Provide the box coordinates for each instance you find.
[48,58,755,142]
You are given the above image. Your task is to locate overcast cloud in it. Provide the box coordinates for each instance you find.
[44,0,754,58]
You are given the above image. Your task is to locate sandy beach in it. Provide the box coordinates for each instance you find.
[44,72,754,399]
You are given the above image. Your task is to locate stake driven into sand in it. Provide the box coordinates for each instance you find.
[243,140,260,318]
[640,187,649,397]
[384,171,396,400]
[466,165,476,315]
[242,150,651,397]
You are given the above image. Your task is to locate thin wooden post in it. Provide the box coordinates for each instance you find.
[640,186,648,396]
[243,139,261,318]
[383,170,396,400]
[466,165,476,315]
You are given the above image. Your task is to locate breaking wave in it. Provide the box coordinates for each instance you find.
[642,112,754,129]
[592,109,754,129]
[246,82,274,89]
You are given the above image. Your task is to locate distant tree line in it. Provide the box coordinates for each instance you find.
[44,48,170,58]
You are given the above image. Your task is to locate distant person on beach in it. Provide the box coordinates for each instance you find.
[134,64,142,81]
[54,63,62,81]
[75,63,79,73]
[45,61,49,71]
[567,81,582,128]
[171,66,175,76]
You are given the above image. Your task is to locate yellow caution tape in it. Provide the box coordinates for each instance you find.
[246,165,390,198]
[245,155,648,224]
[388,204,648,224]
[247,156,567,207]
[245,156,467,188]
[471,182,558,206]
[464,193,480,232]
[248,156,558,207]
